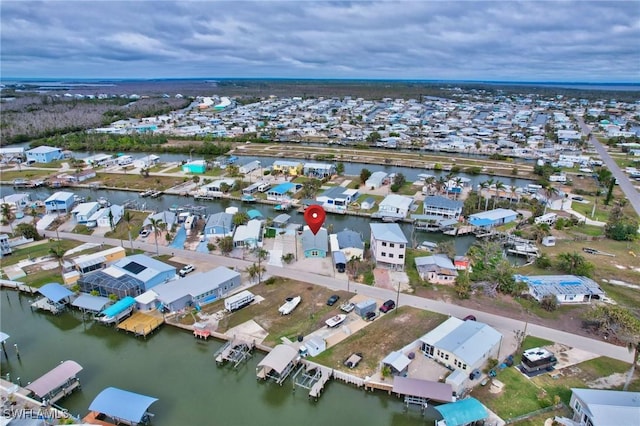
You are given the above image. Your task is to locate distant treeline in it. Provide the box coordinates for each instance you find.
[31,133,232,156]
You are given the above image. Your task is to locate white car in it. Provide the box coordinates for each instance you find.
[179,264,195,277]
[139,229,151,238]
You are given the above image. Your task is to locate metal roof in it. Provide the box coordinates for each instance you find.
[38,283,74,303]
[392,377,454,403]
[381,351,411,372]
[89,387,158,424]
[514,274,605,298]
[71,294,111,312]
[435,398,488,426]
[301,227,328,252]
[0,332,9,344]
[423,195,463,210]
[370,223,408,244]
[26,361,83,399]
[469,208,518,221]
[336,229,364,250]
[257,345,298,375]
[152,267,240,304]
[571,389,640,426]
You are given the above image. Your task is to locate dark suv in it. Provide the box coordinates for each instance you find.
[326,294,340,306]
[379,300,396,313]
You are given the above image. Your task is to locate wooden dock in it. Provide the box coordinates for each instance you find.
[117,312,164,337]
[293,360,333,400]
[83,411,118,426]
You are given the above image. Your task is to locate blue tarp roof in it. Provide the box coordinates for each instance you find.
[100,296,136,317]
[38,283,74,303]
[89,387,158,423]
[434,398,487,426]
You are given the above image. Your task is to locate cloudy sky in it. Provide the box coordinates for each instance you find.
[1,1,638,82]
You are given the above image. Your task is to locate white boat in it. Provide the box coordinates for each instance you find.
[278,296,301,315]
[325,314,346,328]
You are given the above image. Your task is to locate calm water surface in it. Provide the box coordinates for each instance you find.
[0,290,436,425]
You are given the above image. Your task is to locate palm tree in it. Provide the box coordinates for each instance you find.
[454,177,464,200]
[623,340,640,391]
[1,203,14,232]
[148,217,164,255]
[49,244,65,269]
[477,181,489,210]
[425,176,436,195]
[484,178,495,211]
[493,181,505,209]
[436,176,447,197]
[543,184,559,215]
[123,211,134,253]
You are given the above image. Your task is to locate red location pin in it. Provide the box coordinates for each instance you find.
[304,204,326,235]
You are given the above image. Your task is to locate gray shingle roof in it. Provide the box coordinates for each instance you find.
[336,229,364,250]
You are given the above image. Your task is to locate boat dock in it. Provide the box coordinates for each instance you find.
[117,312,164,338]
[30,297,66,314]
[26,360,83,405]
[293,361,333,400]
[443,225,476,236]
[214,337,255,368]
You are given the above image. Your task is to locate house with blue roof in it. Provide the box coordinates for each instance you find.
[26,145,63,163]
[336,229,365,260]
[204,212,233,237]
[514,274,605,304]
[301,226,328,258]
[266,182,299,201]
[71,202,100,224]
[45,191,75,213]
[419,317,501,374]
[316,186,359,212]
[468,208,518,228]
[182,160,207,174]
[370,223,408,271]
[423,195,463,219]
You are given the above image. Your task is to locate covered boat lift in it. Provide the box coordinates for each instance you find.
[435,397,488,426]
[31,283,75,314]
[72,293,112,318]
[392,377,454,412]
[256,344,299,385]
[97,296,136,324]
[86,387,158,426]
[26,360,83,404]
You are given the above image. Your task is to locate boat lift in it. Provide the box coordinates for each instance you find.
[214,337,254,368]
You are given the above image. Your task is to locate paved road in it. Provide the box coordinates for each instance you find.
[576,117,640,217]
[33,229,634,363]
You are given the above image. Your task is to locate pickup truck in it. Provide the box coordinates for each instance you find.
[340,302,355,313]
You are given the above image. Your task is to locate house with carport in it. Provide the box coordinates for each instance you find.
[377,194,414,219]
[365,171,387,189]
[316,186,359,212]
[514,274,605,304]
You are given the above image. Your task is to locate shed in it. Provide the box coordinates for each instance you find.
[354,299,376,317]
[445,369,467,395]
[435,398,488,426]
[303,336,326,357]
[381,351,412,376]
[256,344,299,385]
[88,387,158,425]
[135,290,158,312]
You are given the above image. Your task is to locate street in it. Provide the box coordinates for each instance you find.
[576,116,640,217]
[35,229,634,363]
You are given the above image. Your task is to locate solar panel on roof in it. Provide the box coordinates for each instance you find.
[122,261,147,275]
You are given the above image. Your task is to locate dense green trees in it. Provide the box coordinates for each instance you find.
[605,204,638,241]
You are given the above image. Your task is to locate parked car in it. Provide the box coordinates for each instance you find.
[326,294,340,306]
[179,264,195,277]
[463,314,477,321]
[379,299,396,313]
[139,229,151,238]
[365,311,377,321]
[469,369,481,380]
[340,302,355,313]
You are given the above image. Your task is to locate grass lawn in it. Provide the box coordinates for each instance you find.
[104,210,149,240]
[72,225,93,235]
[404,249,423,286]
[312,307,447,376]
[514,297,585,321]
[161,166,183,174]
[511,406,572,426]
[85,173,188,191]
[17,268,63,288]
[0,240,81,268]
[0,169,54,181]
[521,336,554,352]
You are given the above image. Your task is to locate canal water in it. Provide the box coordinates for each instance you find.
[0,290,437,425]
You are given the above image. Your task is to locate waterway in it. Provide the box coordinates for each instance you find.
[0,289,437,425]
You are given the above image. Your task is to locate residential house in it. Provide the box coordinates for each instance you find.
[204,212,234,237]
[83,153,114,166]
[301,226,328,258]
[152,267,242,311]
[514,274,605,304]
[239,160,261,175]
[71,202,100,224]
[142,211,176,231]
[335,229,365,260]
[44,191,75,213]
[182,160,207,174]
[454,256,471,271]
[233,219,262,249]
[419,317,501,373]
[87,205,124,229]
[71,247,126,274]
[377,194,414,219]
[365,171,387,189]
[25,146,63,163]
[422,196,463,219]
[78,254,176,298]
[133,154,160,169]
[370,223,408,271]
[0,234,11,258]
[272,160,303,176]
[266,182,300,202]
[569,389,640,426]
[0,193,30,210]
[71,169,97,183]
[202,178,236,193]
[468,208,518,228]
[303,162,336,178]
[415,254,458,285]
[316,187,359,212]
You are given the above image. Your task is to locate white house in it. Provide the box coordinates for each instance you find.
[71,202,100,224]
[415,254,458,285]
[419,317,502,373]
[569,388,640,426]
[370,223,408,271]
[233,219,262,249]
[239,160,261,174]
[0,193,30,210]
[422,195,463,219]
[94,205,124,228]
[365,171,387,189]
[133,154,160,169]
[377,194,414,219]
[514,274,605,304]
